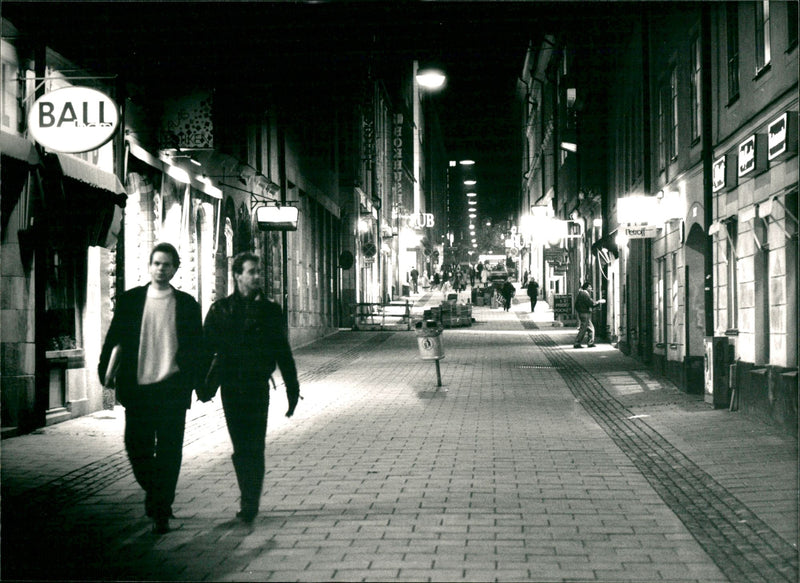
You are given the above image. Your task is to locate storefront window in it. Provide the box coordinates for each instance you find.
[45,249,84,350]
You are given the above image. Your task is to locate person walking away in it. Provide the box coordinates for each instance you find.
[203,252,300,524]
[98,243,203,535]
[526,278,540,313]
[500,280,516,311]
[410,267,419,293]
[573,282,605,348]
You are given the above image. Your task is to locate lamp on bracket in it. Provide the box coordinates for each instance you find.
[415,62,447,90]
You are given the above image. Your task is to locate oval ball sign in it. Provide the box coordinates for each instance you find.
[28,86,119,153]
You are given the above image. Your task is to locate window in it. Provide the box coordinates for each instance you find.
[670,252,679,344]
[788,1,798,50]
[724,217,738,330]
[690,37,702,142]
[657,257,666,343]
[755,0,771,71]
[669,66,678,159]
[726,3,740,101]
[1,51,21,132]
[657,85,667,171]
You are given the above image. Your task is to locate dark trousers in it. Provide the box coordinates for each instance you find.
[575,311,595,345]
[529,297,538,312]
[124,381,187,520]
[222,386,269,513]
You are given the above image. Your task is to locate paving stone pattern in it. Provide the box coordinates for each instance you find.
[530,331,798,583]
[1,298,797,582]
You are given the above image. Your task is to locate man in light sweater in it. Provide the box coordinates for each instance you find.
[98,243,203,534]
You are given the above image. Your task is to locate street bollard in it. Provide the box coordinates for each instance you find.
[414,319,444,388]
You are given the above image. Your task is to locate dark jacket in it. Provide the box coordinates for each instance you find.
[97,284,203,408]
[500,281,516,299]
[526,280,539,298]
[574,288,597,313]
[203,289,299,394]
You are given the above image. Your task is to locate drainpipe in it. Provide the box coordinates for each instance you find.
[701,4,714,336]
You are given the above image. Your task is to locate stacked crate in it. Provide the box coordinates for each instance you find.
[439,301,472,328]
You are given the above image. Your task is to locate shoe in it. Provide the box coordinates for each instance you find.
[573,344,583,349]
[236,509,258,524]
[152,517,170,535]
[587,343,596,348]
[145,503,175,519]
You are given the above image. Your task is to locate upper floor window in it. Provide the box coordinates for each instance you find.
[657,84,667,171]
[726,3,740,101]
[1,46,22,133]
[669,66,679,160]
[755,0,771,72]
[788,1,798,50]
[690,37,702,143]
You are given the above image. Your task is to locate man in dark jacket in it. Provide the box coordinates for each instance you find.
[573,282,604,348]
[98,242,203,534]
[526,278,540,313]
[203,252,300,524]
[500,280,516,311]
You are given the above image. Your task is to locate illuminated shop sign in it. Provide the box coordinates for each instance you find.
[396,212,435,229]
[738,136,756,177]
[393,114,404,199]
[738,134,766,179]
[768,112,798,161]
[712,156,726,192]
[28,86,118,153]
[623,225,661,239]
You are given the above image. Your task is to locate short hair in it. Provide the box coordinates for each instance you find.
[150,242,180,268]
[581,281,592,290]
[232,252,259,275]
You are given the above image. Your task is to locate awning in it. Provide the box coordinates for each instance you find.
[126,139,222,199]
[0,131,41,165]
[41,152,126,250]
[54,152,126,195]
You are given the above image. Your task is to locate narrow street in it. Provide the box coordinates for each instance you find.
[2,291,797,582]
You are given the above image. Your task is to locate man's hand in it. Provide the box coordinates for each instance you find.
[286,386,301,417]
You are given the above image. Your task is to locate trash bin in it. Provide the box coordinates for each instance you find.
[414,319,444,360]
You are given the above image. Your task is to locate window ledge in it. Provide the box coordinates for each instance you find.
[46,348,85,369]
[753,63,772,80]
[726,94,740,108]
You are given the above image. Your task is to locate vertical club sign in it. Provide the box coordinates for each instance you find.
[393,113,403,201]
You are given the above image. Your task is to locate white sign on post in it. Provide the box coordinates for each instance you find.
[28,87,119,153]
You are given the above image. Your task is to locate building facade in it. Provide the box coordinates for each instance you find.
[529,2,798,433]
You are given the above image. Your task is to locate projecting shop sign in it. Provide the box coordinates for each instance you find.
[624,225,660,239]
[28,87,119,153]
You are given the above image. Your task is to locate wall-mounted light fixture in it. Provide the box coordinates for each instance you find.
[416,64,447,90]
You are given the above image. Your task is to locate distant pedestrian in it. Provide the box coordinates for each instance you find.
[410,267,419,293]
[500,280,515,311]
[526,278,540,313]
[98,242,203,535]
[573,282,605,348]
[203,252,300,524]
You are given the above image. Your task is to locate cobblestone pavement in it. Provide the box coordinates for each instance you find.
[2,290,797,582]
